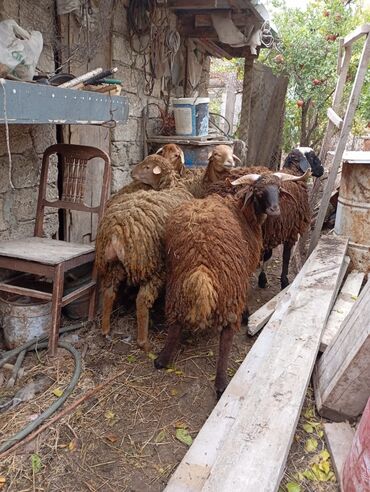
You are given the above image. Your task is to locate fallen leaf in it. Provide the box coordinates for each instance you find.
[127,355,136,363]
[176,428,192,446]
[351,295,358,300]
[170,389,178,396]
[209,375,216,381]
[105,410,115,420]
[104,432,118,443]
[166,368,174,373]
[303,423,314,433]
[207,350,214,357]
[175,370,183,376]
[302,469,316,481]
[148,352,156,361]
[68,438,79,452]
[303,407,315,419]
[0,477,5,484]
[155,430,166,443]
[286,482,301,492]
[305,437,318,452]
[318,430,324,438]
[175,421,188,429]
[31,454,42,473]
[52,388,63,398]
[319,449,330,462]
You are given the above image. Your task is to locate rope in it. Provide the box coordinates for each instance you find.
[260,20,275,49]
[0,78,15,190]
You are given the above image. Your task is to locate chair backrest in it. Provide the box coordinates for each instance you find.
[34,143,111,238]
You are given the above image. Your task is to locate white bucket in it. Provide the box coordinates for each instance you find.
[173,97,210,137]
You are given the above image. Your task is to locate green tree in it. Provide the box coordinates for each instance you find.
[260,0,370,152]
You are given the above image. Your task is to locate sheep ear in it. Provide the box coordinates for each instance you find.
[231,174,261,186]
[180,149,185,164]
[155,147,164,155]
[273,169,311,182]
[233,154,242,163]
[153,165,162,175]
[208,151,213,159]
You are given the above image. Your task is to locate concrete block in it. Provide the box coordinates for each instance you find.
[0,126,33,156]
[111,166,132,193]
[12,187,38,221]
[112,117,139,142]
[11,150,41,189]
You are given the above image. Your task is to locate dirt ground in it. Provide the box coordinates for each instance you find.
[0,255,338,492]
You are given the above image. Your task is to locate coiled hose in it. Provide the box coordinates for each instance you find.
[0,329,82,454]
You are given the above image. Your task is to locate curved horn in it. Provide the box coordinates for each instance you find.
[233,154,242,163]
[231,174,261,186]
[273,169,311,182]
[155,147,164,155]
[153,165,162,175]
[179,149,185,164]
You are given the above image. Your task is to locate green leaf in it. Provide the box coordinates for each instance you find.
[31,454,42,473]
[303,423,314,433]
[52,388,63,398]
[127,354,136,363]
[286,482,301,492]
[305,437,318,452]
[175,370,183,376]
[302,469,316,481]
[175,428,193,446]
[319,460,330,474]
[318,429,324,438]
[155,430,166,443]
[166,368,174,373]
[148,352,156,360]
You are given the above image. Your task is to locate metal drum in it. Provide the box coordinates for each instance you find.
[334,152,370,272]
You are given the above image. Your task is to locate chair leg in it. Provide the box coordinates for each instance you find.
[88,263,98,321]
[49,263,64,356]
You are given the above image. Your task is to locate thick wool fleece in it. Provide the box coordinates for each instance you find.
[165,194,262,332]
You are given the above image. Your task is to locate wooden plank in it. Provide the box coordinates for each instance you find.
[327,107,343,129]
[324,422,354,490]
[320,271,364,351]
[0,283,52,301]
[309,33,370,254]
[314,280,370,421]
[165,236,348,492]
[247,287,289,336]
[343,23,370,47]
[61,280,96,307]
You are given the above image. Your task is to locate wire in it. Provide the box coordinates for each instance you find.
[260,20,275,49]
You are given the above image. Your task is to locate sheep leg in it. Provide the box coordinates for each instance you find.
[215,325,235,399]
[101,283,117,336]
[258,248,273,288]
[281,242,292,290]
[136,277,163,352]
[154,324,182,370]
[242,306,250,326]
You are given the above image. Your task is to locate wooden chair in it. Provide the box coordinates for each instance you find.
[0,144,111,355]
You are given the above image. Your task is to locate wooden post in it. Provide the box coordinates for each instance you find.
[238,57,254,152]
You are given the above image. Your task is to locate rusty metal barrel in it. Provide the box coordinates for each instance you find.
[334,152,370,272]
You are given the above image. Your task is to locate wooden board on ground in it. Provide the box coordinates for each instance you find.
[247,286,288,335]
[165,236,348,492]
[314,279,370,421]
[320,271,364,351]
[324,422,355,490]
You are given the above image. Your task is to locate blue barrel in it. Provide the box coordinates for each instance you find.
[173,97,210,137]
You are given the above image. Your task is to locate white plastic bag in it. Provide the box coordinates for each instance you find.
[0,19,43,81]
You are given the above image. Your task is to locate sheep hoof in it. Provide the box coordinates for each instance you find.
[281,277,289,289]
[215,388,225,400]
[258,272,268,288]
[154,357,166,370]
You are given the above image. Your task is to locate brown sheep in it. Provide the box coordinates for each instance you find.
[183,144,241,198]
[106,144,186,209]
[155,172,299,397]
[95,155,192,352]
[206,164,312,290]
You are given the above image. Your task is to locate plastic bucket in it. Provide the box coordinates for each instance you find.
[173,97,210,137]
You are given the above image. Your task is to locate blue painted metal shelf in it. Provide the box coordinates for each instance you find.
[0,79,129,125]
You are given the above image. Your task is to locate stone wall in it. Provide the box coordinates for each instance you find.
[0,0,58,240]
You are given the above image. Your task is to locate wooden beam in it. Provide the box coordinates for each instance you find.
[314,279,370,421]
[165,236,348,492]
[324,422,354,489]
[169,0,231,10]
[327,107,343,129]
[194,12,254,27]
[196,39,233,59]
[0,282,52,301]
[343,23,370,47]
[320,270,364,352]
[247,286,289,336]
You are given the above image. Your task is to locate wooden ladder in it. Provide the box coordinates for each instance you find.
[308,23,370,255]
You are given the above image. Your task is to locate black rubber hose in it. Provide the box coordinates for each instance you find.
[0,340,82,454]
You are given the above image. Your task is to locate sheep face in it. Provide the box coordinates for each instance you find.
[232,170,311,218]
[155,144,185,175]
[302,149,324,178]
[131,155,172,190]
[285,148,324,178]
[209,145,241,171]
